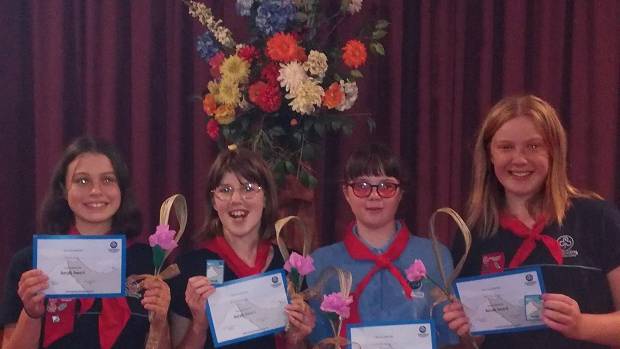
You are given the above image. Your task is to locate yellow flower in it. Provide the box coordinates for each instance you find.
[216,78,241,106]
[214,104,235,125]
[219,55,250,84]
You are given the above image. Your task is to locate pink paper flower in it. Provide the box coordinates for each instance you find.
[283,252,315,276]
[148,224,178,251]
[320,292,353,319]
[405,259,427,282]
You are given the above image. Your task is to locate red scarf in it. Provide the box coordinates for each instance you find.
[200,235,272,277]
[500,214,563,268]
[43,228,132,349]
[341,221,412,336]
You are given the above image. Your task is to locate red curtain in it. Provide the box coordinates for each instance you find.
[0,1,618,292]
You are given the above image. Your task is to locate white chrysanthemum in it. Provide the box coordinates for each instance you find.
[287,79,324,115]
[278,62,308,93]
[336,80,358,111]
[303,50,328,80]
[347,0,363,14]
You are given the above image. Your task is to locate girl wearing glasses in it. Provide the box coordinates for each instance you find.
[444,95,620,348]
[169,147,315,349]
[306,143,459,347]
[0,136,171,349]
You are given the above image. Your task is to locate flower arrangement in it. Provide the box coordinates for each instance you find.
[187,0,389,188]
[283,251,315,293]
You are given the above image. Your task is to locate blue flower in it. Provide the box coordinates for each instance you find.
[255,0,296,36]
[196,31,220,61]
[236,0,255,16]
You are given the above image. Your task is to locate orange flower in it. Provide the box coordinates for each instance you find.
[202,94,217,116]
[266,33,301,62]
[342,40,367,69]
[323,82,345,109]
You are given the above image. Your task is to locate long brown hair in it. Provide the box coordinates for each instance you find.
[466,95,598,238]
[196,148,278,242]
[39,136,142,237]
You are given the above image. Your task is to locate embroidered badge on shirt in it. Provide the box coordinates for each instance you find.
[481,252,505,274]
[557,235,579,258]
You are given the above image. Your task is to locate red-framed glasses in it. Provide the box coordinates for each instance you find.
[346,181,400,198]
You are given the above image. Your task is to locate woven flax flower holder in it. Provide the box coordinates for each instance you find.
[127,194,188,349]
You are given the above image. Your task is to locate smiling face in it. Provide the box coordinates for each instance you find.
[65,153,121,234]
[343,175,402,233]
[212,171,265,240]
[490,116,550,206]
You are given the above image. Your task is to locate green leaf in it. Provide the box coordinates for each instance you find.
[284,160,296,174]
[152,246,165,270]
[295,12,308,22]
[372,29,388,40]
[307,173,318,188]
[269,126,285,137]
[314,122,325,137]
[350,70,364,79]
[333,73,343,81]
[371,42,385,55]
[375,19,390,29]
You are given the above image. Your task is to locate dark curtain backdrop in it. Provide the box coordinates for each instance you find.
[1,0,618,294]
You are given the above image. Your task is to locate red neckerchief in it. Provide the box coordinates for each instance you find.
[341,221,412,336]
[199,235,272,277]
[500,214,563,268]
[43,227,132,349]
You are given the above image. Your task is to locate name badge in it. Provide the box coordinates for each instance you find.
[206,259,224,285]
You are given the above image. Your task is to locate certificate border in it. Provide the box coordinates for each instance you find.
[32,234,126,298]
[206,269,289,348]
[348,319,437,349]
[453,266,546,336]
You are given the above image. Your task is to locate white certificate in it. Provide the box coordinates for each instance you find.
[33,235,126,298]
[206,269,289,347]
[454,266,546,335]
[348,320,436,349]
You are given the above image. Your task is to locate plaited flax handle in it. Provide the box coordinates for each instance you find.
[428,208,472,293]
[159,194,187,261]
[274,215,312,262]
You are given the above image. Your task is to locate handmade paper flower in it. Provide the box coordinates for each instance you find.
[284,252,315,276]
[405,258,427,282]
[148,224,178,251]
[320,292,353,319]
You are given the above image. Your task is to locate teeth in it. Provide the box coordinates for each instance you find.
[229,210,248,218]
[86,203,106,208]
[510,171,531,177]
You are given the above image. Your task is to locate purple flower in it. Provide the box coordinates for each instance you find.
[320,292,353,319]
[196,31,220,61]
[284,252,315,276]
[236,0,255,16]
[405,259,427,282]
[148,224,178,251]
[255,0,296,36]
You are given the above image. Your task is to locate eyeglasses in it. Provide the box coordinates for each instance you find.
[211,182,263,201]
[347,181,400,198]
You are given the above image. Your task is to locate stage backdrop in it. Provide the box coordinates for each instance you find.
[0,0,618,294]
